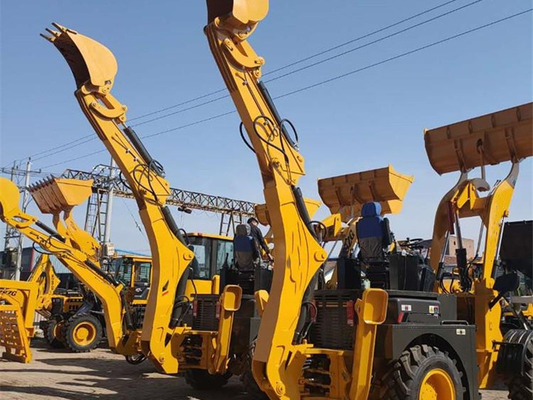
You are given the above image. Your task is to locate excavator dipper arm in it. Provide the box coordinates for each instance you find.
[42,23,194,373]
[205,2,327,398]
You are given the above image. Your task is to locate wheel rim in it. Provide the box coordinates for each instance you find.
[72,321,97,346]
[419,368,456,400]
[53,322,62,340]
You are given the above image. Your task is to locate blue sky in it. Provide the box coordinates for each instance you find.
[1,0,531,254]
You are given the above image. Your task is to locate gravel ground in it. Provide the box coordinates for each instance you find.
[0,339,509,399]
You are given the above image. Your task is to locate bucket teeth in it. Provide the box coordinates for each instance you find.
[42,22,118,90]
[29,177,93,215]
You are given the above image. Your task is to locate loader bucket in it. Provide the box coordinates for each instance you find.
[255,198,322,226]
[29,177,93,215]
[0,178,22,219]
[207,0,269,26]
[318,165,414,221]
[425,102,533,175]
[41,23,117,90]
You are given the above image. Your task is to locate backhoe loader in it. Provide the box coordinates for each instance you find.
[0,253,60,362]
[204,2,507,399]
[0,175,233,362]
[42,23,247,384]
[426,102,533,399]
[0,176,148,361]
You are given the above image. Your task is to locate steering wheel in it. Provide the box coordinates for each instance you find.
[398,237,424,248]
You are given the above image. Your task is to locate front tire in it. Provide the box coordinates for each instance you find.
[379,344,464,400]
[43,319,65,349]
[505,334,533,400]
[61,313,102,353]
[184,369,231,390]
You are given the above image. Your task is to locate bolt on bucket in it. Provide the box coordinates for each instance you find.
[424,102,533,175]
[41,23,117,90]
[29,178,93,215]
[318,165,414,221]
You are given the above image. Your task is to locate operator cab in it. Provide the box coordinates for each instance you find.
[219,224,272,295]
[111,256,152,302]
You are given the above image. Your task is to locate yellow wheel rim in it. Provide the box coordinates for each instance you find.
[53,322,63,340]
[72,321,97,346]
[419,368,456,400]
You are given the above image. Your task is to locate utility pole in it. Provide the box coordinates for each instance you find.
[1,159,40,280]
[103,158,116,245]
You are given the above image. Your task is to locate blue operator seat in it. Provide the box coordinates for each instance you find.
[356,202,392,262]
[233,224,260,272]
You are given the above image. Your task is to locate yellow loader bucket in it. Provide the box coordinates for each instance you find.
[29,177,93,215]
[255,198,322,226]
[425,102,533,174]
[318,165,414,221]
[0,178,22,220]
[41,23,117,90]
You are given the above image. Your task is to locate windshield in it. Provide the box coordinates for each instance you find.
[188,235,233,280]
[111,258,133,285]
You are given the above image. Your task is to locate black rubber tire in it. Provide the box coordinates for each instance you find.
[379,344,465,400]
[125,354,147,365]
[243,368,268,400]
[242,340,268,400]
[43,319,65,349]
[61,313,103,353]
[184,369,231,390]
[506,337,533,400]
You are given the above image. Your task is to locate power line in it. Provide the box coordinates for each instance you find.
[37,9,531,171]
[129,0,463,122]
[40,110,236,168]
[86,0,485,130]
[274,9,532,100]
[266,0,483,83]
[32,137,97,162]
[14,0,468,164]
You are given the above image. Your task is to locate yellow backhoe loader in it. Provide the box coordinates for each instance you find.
[0,253,59,362]
[0,175,233,363]
[426,102,533,399]
[204,2,526,400]
[42,23,248,387]
[0,176,147,361]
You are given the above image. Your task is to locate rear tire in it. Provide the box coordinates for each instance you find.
[61,313,102,353]
[506,337,533,400]
[184,369,231,390]
[379,344,464,400]
[43,319,65,349]
[243,369,268,400]
[242,340,268,399]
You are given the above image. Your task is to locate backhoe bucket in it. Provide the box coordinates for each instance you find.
[318,165,414,221]
[41,23,117,90]
[425,102,533,174]
[207,0,269,26]
[29,177,93,215]
[0,178,22,219]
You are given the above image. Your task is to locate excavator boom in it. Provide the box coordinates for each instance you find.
[205,1,330,398]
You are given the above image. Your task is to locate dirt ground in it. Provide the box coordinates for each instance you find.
[0,339,508,400]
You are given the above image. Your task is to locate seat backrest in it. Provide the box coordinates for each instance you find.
[234,224,258,271]
[356,202,387,260]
